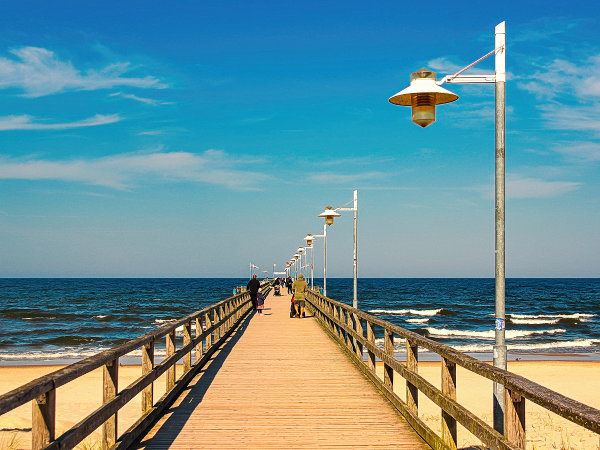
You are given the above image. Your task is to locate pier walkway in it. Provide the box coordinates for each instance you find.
[134,289,427,449]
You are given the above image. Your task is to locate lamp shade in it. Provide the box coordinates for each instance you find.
[304,234,313,246]
[318,206,341,226]
[389,68,458,127]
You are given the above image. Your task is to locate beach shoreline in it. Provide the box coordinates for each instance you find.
[1,360,599,449]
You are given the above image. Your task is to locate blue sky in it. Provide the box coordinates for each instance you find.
[0,1,599,277]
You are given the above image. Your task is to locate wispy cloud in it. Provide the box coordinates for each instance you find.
[475,174,582,199]
[0,114,121,131]
[551,141,600,162]
[0,149,267,190]
[110,91,172,106]
[308,171,391,184]
[137,130,164,136]
[0,47,167,97]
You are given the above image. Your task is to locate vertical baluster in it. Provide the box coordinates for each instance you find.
[102,358,118,450]
[225,302,231,331]
[32,388,55,450]
[406,339,419,415]
[366,320,376,373]
[354,314,363,361]
[183,320,192,374]
[205,312,213,351]
[166,330,176,391]
[505,388,526,449]
[195,316,203,362]
[142,339,154,413]
[441,357,457,449]
[383,329,394,389]
[213,306,221,344]
[345,310,353,351]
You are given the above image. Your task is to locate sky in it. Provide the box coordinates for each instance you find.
[0,0,599,278]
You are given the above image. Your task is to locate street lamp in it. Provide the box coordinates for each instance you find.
[304,234,315,289]
[389,21,506,433]
[249,263,259,278]
[319,190,359,309]
[293,254,299,279]
[297,247,305,278]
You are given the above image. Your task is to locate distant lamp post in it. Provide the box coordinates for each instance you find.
[304,234,315,289]
[389,68,458,127]
[318,205,341,226]
[319,190,359,309]
[293,254,299,279]
[389,21,507,434]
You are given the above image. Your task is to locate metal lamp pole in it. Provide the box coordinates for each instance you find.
[330,189,359,308]
[389,21,506,433]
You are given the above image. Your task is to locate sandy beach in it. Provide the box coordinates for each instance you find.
[1,360,599,449]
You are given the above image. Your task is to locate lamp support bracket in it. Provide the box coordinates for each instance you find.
[437,44,504,86]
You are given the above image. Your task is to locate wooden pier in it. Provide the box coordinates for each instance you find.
[2,280,600,449]
[134,289,427,448]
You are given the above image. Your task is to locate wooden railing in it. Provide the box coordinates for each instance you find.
[307,290,600,450]
[0,282,271,450]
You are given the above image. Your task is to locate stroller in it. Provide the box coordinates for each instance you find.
[290,296,295,318]
[274,284,281,296]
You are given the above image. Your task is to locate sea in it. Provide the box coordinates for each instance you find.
[0,278,599,364]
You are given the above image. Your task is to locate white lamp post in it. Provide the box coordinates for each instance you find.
[304,234,315,289]
[319,189,359,309]
[318,206,340,296]
[297,247,305,278]
[389,21,507,433]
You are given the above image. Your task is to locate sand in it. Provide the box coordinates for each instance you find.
[1,361,599,449]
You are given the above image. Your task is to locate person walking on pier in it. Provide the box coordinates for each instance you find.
[292,273,308,318]
[256,288,265,316]
[286,276,293,294]
[247,274,260,312]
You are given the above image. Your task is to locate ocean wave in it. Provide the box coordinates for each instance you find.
[372,338,598,353]
[452,339,598,353]
[423,327,566,340]
[406,318,430,324]
[510,318,560,325]
[369,308,449,317]
[509,313,594,321]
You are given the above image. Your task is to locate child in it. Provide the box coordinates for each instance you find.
[256,288,265,316]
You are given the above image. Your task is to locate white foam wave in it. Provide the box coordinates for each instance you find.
[95,315,108,319]
[371,338,598,354]
[510,318,560,325]
[425,327,566,339]
[452,339,598,353]
[406,318,430,324]
[369,308,443,317]
[509,313,594,321]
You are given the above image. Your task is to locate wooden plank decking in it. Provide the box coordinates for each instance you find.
[133,288,428,449]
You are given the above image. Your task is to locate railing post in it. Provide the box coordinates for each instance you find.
[195,316,203,362]
[441,357,457,449]
[205,311,213,351]
[353,314,363,361]
[406,339,419,415]
[384,329,394,389]
[166,330,176,391]
[183,320,192,374]
[345,310,353,351]
[32,388,55,449]
[142,339,154,413]
[214,307,221,341]
[366,320,376,373]
[102,358,118,450]
[505,388,526,449]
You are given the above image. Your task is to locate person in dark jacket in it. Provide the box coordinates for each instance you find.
[246,274,260,311]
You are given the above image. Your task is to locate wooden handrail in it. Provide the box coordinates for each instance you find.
[0,281,272,450]
[307,290,600,450]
